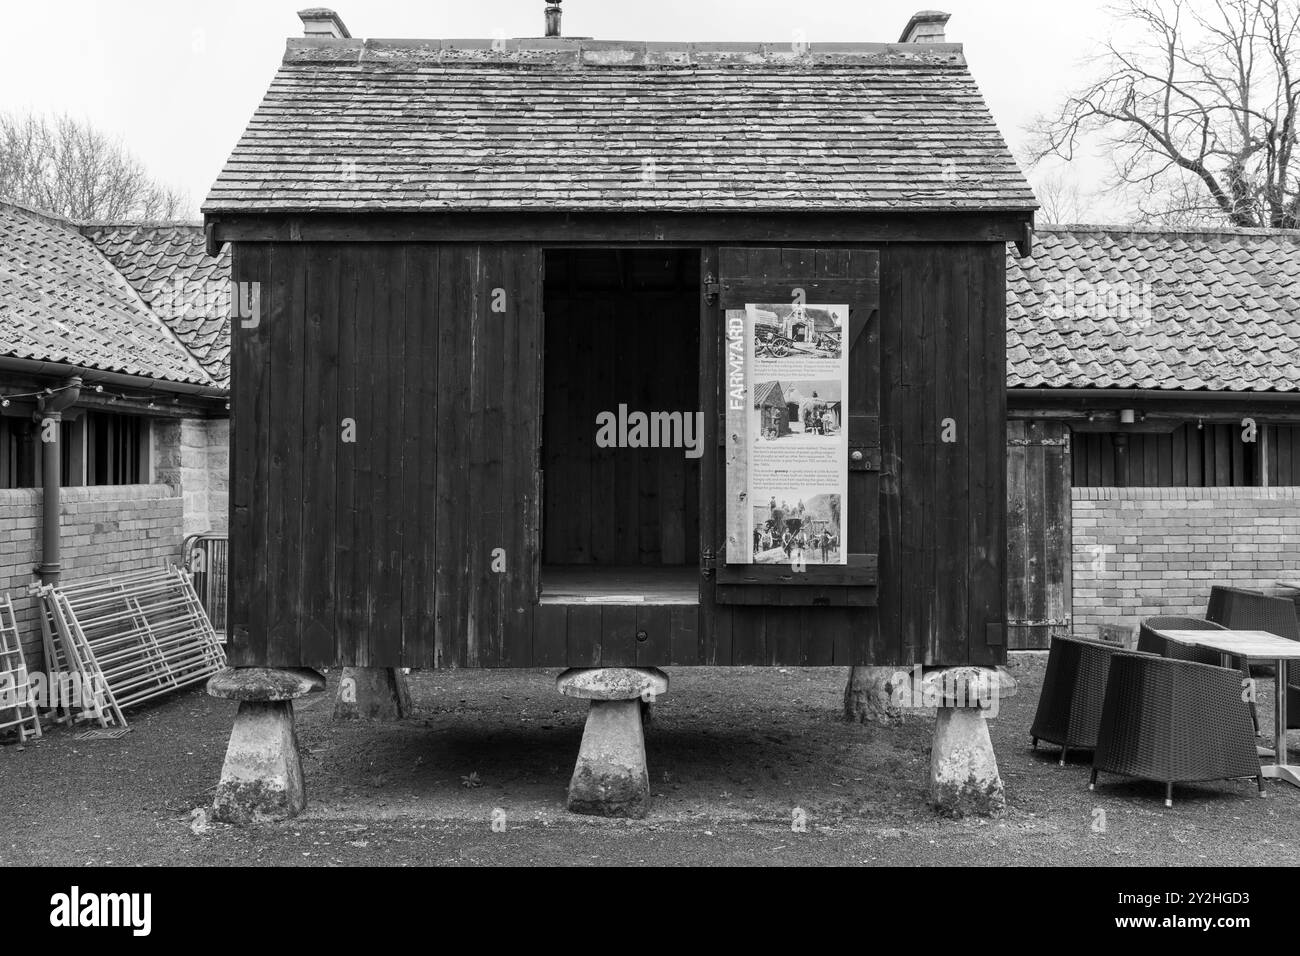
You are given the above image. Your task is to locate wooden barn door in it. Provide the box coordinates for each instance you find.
[1006,420,1072,649]
[709,247,881,607]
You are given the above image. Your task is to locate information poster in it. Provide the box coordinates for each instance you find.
[726,302,849,565]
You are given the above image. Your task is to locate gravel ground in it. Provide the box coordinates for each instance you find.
[1,653,1298,866]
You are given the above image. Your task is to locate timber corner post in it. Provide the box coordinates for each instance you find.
[923,666,1017,818]
[207,667,326,823]
[333,667,413,721]
[557,667,669,818]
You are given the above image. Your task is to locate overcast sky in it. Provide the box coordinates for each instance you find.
[0,0,1122,218]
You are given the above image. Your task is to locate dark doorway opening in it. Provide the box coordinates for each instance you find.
[541,248,701,604]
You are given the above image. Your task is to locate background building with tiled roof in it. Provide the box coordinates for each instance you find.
[1,202,216,389]
[84,223,233,387]
[1005,224,1300,649]
[0,198,231,666]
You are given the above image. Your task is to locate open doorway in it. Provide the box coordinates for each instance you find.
[541,249,701,604]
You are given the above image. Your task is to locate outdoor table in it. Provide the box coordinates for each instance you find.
[1156,628,1300,789]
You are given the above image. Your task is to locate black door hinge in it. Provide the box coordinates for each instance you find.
[701,546,716,580]
[703,273,720,304]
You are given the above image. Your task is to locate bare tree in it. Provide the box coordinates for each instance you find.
[0,112,190,221]
[1031,0,1300,228]
[1034,169,1090,223]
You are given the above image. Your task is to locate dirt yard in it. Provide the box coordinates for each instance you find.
[2,654,1298,866]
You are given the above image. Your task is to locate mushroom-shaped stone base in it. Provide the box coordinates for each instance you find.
[558,667,668,819]
[923,666,1016,818]
[334,667,413,721]
[207,667,325,824]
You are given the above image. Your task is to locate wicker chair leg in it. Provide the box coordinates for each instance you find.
[1088,769,1097,791]
[1031,737,1037,750]
[1257,775,1266,797]
[1240,663,1260,736]
[1165,782,1174,809]
[1059,745,1068,767]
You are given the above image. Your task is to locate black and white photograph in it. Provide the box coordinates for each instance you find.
[750,491,842,564]
[0,0,1297,918]
[752,381,842,442]
[749,304,845,360]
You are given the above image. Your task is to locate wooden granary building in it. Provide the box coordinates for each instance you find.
[202,6,1036,820]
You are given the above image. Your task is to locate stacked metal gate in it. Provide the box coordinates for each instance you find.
[37,565,227,728]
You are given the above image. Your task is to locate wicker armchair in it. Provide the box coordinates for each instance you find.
[1138,615,1259,734]
[1090,652,1263,807]
[1030,636,1130,766]
[1206,585,1300,730]
[1206,584,1266,623]
[1137,616,1225,663]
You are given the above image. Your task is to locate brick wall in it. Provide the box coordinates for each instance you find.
[0,484,183,669]
[1073,486,1300,639]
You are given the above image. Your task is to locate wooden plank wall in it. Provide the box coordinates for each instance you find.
[1072,424,1267,487]
[229,242,543,669]
[542,250,700,566]
[1265,426,1300,485]
[1006,420,1072,650]
[230,241,1006,669]
[871,244,1006,668]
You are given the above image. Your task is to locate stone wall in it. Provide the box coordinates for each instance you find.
[153,417,229,536]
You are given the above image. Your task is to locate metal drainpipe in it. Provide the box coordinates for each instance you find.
[35,376,82,586]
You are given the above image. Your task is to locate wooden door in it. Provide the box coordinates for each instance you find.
[710,248,881,606]
[1006,420,1072,649]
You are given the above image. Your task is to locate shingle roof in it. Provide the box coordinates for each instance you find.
[0,201,219,389]
[204,37,1036,215]
[753,380,786,408]
[83,224,232,386]
[1007,225,1300,393]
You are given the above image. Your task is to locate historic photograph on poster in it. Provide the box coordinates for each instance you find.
[751,380,842,442]
[750,489,843,564]
[725,304,850,565]
[749,304,845,360]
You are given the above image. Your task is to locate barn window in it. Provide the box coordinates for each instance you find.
[86,411,147,485]
[1069,423,1300,487]
[0,411,148,488]
[0,417,35,488]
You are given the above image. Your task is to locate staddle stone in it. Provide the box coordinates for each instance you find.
[556,667,669,701]
[924,666,1009,819]
[207,667,326,702]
